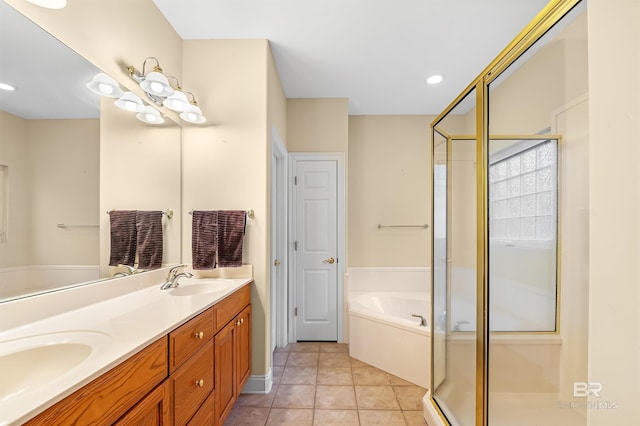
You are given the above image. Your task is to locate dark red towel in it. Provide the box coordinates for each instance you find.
[108,210,137,267]
[192,211,218,270]
[136,211,163,270]
[217,210,246,267]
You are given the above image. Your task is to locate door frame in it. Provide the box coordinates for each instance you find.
[271,128,289,350]
[288,152,346,343]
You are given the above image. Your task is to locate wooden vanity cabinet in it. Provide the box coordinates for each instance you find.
[214,286,252,425]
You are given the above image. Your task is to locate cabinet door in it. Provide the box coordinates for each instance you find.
[236,305,252,392]
[114,379,172,426]
[215,319,237,425]
[172,339,214,426]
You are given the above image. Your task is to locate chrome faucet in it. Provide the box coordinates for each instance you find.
[112,264,140,277]
[411,314,427,327]
[160,264,193,290]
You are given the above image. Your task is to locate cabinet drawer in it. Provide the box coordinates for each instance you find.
[171,339,214,426]
[169,307,214,372]
[214,284,250,332]
[187,389,215,426]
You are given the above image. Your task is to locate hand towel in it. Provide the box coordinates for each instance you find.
[108,210,137,267]
[217,210,246,267]
[136,210,164,270]
[192,210,218,270]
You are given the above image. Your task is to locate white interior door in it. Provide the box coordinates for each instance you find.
[293,159,338,341]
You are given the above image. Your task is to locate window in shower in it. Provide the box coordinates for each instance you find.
[489,139,558,242]
[0,164,7,243]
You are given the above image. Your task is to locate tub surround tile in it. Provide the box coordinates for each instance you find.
[358,410,406,426]
[313,409,360,425]
[225,406,270,425]
[273,384,316,408]
[266,408,313,426]
[315,385,357,409]
[281,367,318,385]
[355,386,401,410]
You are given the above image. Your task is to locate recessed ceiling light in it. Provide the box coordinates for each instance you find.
[0,83,16,91]
[25,0,67,9]
[426,74,445,85]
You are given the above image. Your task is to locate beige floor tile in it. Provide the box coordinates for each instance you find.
[272,366,284,384]
[281,366,318,385]
[358,410,407,425]
[273,384,317,408]
[287,351,320,367]
[236,386,278,408]
[313,409,360,425]
[355,385,401,410]
[319,352,351,368]
[266,408,314,426]
[388,374,415,386]
[353,366,391,385]
[289,342,321,352]
[394,386,427,411]
[315,385,357,409]
[319,343,348,353]
[224,406,269,425]
[275,344,292,353]
[274,352,289,367]
[350,357,371,368]
[317,367,353,385]
[403,410,427,426]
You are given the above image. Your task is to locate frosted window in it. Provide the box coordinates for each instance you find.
[0,165,7,243]
[489,140,557,242]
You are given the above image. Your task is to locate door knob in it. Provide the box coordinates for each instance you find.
[274,259,281,267]
[323,257,335,264]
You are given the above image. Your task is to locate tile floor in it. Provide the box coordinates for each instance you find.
[224,342,427,426]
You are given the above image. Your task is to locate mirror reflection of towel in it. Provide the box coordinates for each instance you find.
[136,211,163,270]
[217,210,246,267]
[192,211,218,270]
[109,210,137,267]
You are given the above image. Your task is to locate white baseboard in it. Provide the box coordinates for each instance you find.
[240,369,273,394]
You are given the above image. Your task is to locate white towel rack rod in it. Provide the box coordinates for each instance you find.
[189,209,255,219]
[377,224,429,229]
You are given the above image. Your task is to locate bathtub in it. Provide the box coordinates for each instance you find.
[346,267,430,389]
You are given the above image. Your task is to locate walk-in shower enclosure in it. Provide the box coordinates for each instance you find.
[428,0,589,424]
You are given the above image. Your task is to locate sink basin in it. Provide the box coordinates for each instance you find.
[167,279,235,297]
[0,331,111,401]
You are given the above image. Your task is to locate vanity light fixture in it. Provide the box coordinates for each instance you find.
[86,73,123,98]
[180,93,206,124]
[136,105,165,125]
[127,57,174,103]
[426,73,445,85]
[24,0,66,9]
[114,91,144,113]
[162,78,190,112]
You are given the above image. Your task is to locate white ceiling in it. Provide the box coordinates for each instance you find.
[0,0,551,119]
[153,0,551,115]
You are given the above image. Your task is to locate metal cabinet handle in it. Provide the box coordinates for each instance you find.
[194,331,204,339]
[195,379,204,387]
[323,257,335,264]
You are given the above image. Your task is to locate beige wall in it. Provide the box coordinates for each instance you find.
[99,99,181,276]
[588,0,640,422]
[28,119,100,265]
[286,98,348,152]
[268,44,288,148]
[0,110,29,267]
[181,39,271,376]
[0,111,99,268]
[348,115,431,267]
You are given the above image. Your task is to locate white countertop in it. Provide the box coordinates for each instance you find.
[0,271,252,425]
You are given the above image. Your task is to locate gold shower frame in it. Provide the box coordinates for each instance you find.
[428,0,582,424]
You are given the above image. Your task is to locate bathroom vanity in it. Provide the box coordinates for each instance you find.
[0,270,252,426]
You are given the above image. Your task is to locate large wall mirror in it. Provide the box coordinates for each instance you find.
[0,2,181,302]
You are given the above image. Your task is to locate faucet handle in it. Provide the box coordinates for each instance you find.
[116,264,138,274]
[168,264,187,277]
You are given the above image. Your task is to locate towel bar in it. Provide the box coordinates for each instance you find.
[57,224,99,228]
[107,209,173,219]
[189,209,254,219]
[377,224,429,229]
